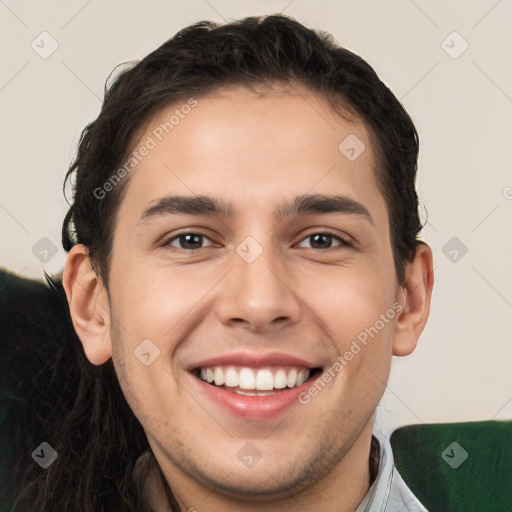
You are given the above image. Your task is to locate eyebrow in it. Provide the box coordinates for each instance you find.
[139,194,373,225]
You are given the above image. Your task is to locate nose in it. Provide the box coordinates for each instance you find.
[215,243,302,333]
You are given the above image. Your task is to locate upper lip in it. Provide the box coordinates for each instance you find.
[188,351,320,371]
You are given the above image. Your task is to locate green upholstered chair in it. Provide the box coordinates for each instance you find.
[391,420,512,511]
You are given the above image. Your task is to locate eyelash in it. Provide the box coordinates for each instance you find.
[164,230,352,251]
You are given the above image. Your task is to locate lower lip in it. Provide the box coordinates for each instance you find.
[191,373,316,420]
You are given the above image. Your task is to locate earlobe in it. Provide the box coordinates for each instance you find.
[62,245,112,365]
[392,243,434,357]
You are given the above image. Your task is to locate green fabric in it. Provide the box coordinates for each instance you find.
[391,420,512,511]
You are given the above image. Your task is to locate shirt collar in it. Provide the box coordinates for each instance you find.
[355,429,427,512]
[134,428,427,511]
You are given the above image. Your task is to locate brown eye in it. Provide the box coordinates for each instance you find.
[297,233,349,250]
[167,233,213,250]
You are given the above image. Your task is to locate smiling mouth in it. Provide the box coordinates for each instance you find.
[194,365,322,396]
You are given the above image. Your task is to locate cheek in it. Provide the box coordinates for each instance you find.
[303,266,396,341]
[301,264,398,399]
[109,263,202,343]
[109,315,184,437]
[107,262,221,391]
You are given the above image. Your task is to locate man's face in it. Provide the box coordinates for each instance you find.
[105,86,402,498]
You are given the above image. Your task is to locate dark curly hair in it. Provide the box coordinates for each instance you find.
[62,14,421,287]
[4,14,423,512]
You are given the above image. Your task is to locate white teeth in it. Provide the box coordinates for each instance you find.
[239,368,256,390]
[224,367,238,387]
[274,369,287,389]
[198,365,312,391]
[214,367,225,386]
[256,369,274,390]
[286,368,298,388]
[297,369,308,386]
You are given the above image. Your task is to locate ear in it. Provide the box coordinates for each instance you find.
[62,244,112,365]
[392,243,434,356]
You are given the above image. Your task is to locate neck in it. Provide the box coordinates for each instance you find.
[142,422,376,512]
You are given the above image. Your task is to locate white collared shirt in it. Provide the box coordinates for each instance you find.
[356,431,428,512]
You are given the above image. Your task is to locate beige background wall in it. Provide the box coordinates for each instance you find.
[1,0,511,434]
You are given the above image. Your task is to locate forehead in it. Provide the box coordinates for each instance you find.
[116,85,385,224]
